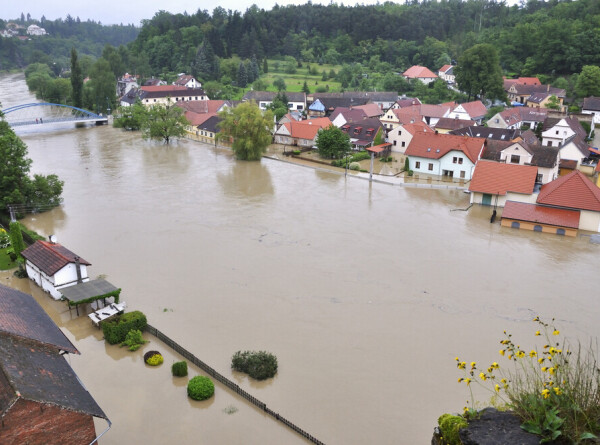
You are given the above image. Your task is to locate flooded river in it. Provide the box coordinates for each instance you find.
[1,72,598,444]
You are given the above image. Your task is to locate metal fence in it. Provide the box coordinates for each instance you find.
[145,324,325,445]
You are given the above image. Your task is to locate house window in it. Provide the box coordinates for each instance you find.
[398,131,402,135]
[453,157,458,164]
[428,163,433,171]
[555,130,559,135]
[511,221,520,229]
[510,155,520,164]
[547,141,553,147]
[393,140,397,146]
[534,225,543,232]
[298,105,303,110]
[556,228,566,236]
[458,158,463,164]
[536,173,543,183]
[401,141,405,147]
[460,171,465,178]
[495,119,499,123]
[415,161,421,169]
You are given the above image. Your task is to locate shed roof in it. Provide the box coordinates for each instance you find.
[0,284,78,354]
[469,160,538,195]
[21,241,90,277]
[59,278,120,303]
[502,201,580,229]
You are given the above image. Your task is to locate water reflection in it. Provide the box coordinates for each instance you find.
[217,161,274,201]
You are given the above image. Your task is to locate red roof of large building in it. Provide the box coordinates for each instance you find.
[537,170,600,211]
[502,201,580,228]
[21,241,91,277]
[405,131,484,163]
[469,160,538,195]
[403,65,438,79]
[141,85,188,92]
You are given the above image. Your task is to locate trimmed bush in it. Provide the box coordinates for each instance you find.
[187,376,215,400]
[120,329,147,351]
[172,361,188,377]
[231,350,278,380]
[101,310,147,344]
[349,162,360,171]
[144,350,163,366]
[438,414,467,445]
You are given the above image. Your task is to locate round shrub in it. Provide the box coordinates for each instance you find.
[172,360,188,377]
[349,162,360,171]
[187,376,214,401]
[144,350,163,366]
[438,413,467,445]
[231,350,278,380]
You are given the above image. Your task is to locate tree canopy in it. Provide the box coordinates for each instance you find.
[316,125,351,159]
[140,102,189,144]
[575,66,600,98]
[217,102,273,161]
[455,44,505,103]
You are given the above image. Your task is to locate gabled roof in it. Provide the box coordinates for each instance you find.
[352,103,383,117]
[405,132,484,163]
[457,101,487,119]
[285,118,331,140]
[242,91,306,103]
[308,99,326,112]
[562,135,591,157]
[176,100,227,115]
[498,107,548,126]
[0,335,106,419]
[509,84,566,98]
[340,118,383,143]
[403,65,438,79]
[174,74,195,86]
[502,201,580,229]
[451,126,521,141]
[537,170,600,212]
[329,107,367,123]
[403,121,432,135]
[527,92,551,104]
[395,97,422,108]
[542,116,587,140]
[469,160,538,195]
[0,284,78,354]
[529,144,560,169]
[21,241,90,277]
[583,96,600,112]
[435,117,476,131]
[198,115,222,133]
[439,64,453,74]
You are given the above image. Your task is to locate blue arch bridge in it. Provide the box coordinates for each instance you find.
[1,103,108,127]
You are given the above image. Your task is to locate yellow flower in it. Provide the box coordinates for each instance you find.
[479,372,487,381]
[495,384,500,393]
[458,378,463,383]
[455,357,459,361]
[458,361,466,369]
[471,362,477,368]
[516,351,525,358]
[501,378,507,384]
[465,378,472,386]
[535,330,541,336]
[554,387,562,395]
[533,316,539,322]
[538,357,545,364]
[542,367,548,372]
[529,350,537,357]
[549,367,555,375]
[542,389,550,399]
[499,349,505,356]
[491,362,499,369]
[553,330,560,336]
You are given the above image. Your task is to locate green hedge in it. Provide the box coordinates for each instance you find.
[231,350,278,380]
[101,310,147,344]
[172,361,188,377]
[187,376,215,401]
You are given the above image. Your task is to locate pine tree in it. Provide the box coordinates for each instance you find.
[237,63,248,88]
[263,58,268,74]
[302,80,310,94]
[70,48,83,108]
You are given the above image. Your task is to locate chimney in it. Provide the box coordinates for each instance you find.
[74,256,83,284]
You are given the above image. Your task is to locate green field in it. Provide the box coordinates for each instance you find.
[261,60,343,94]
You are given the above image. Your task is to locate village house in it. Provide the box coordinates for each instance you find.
[435,117,476,134]
[242,91,306,111]
[176,100,230,143]
[582,96,600,124]
[438,65,455,84]
[469,159,538,207]
[448,100,487,125]
[173,74,201,89]
[0,284,109,444]
[387,121,432,154]
[541,116,587,147]
[390,97,422,110]
[307,92,371,116]
[404,131,485,179]
[117,73,139,97]
[402,65,438,85]
[21,239,91,300]
[274,117,331,147]
[506,83,565,109]
[501,201,580,237]
[339,118,384,150]
[487,107,548,130]
[329,107,368,128]
[139,85,209,106]
[26,24,47,36]
[450,126,522,141]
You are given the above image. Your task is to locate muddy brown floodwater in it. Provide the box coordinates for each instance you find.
[2,73,598,444]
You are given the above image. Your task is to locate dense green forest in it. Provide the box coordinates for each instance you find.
[0,15,138,72]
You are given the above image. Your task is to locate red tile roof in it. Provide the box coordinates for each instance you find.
[458,101,487,119]
[502,201,580,228]
[439,64,453,73]
[405,132,484,163]
[21,241,91,277]
[435,117,475,131]
[285,118,331,140]
[141,85,188,92]
[403,121,432,135]
[469,160,538,195]
[537,170,600,211]
[353,103,383,117]
[403,65,438,79]
[366,143,392,153]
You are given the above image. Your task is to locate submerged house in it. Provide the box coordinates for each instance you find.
[0,284,109,444]
[21,240,91,300]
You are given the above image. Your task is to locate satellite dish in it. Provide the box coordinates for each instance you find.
[49,235,57,243]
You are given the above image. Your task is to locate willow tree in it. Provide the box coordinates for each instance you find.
[217,102,273,161]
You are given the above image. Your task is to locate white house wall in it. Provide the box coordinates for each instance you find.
[579,210,600,232]
[499,145,533,165]
[387,127,414,153]
[559,144,585,165]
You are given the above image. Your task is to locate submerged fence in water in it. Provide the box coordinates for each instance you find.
[145,324,325,445]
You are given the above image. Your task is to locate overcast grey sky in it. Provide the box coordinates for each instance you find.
[1,0,390,26]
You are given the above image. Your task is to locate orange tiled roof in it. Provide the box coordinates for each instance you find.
[459,101,487,119]
[141,85,188,92]
[403,65,438,79]
[439,64,452,73]
[405,131,484,163]
[537,170,600,212]
[469,160,538,195]
[286,119,331,140]
[502,201,580,228]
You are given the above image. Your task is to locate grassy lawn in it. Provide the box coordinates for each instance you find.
[262,60,343,93]
[0,248,17,270]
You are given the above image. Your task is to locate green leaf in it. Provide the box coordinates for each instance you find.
[521,421,542,435]
[580,432,598,440]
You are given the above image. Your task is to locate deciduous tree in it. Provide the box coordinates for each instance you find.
[316,125,351,159]
[575,65,600,98]
[455,44,505,102]
[141,102,189,144]
[217,102,273,161]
